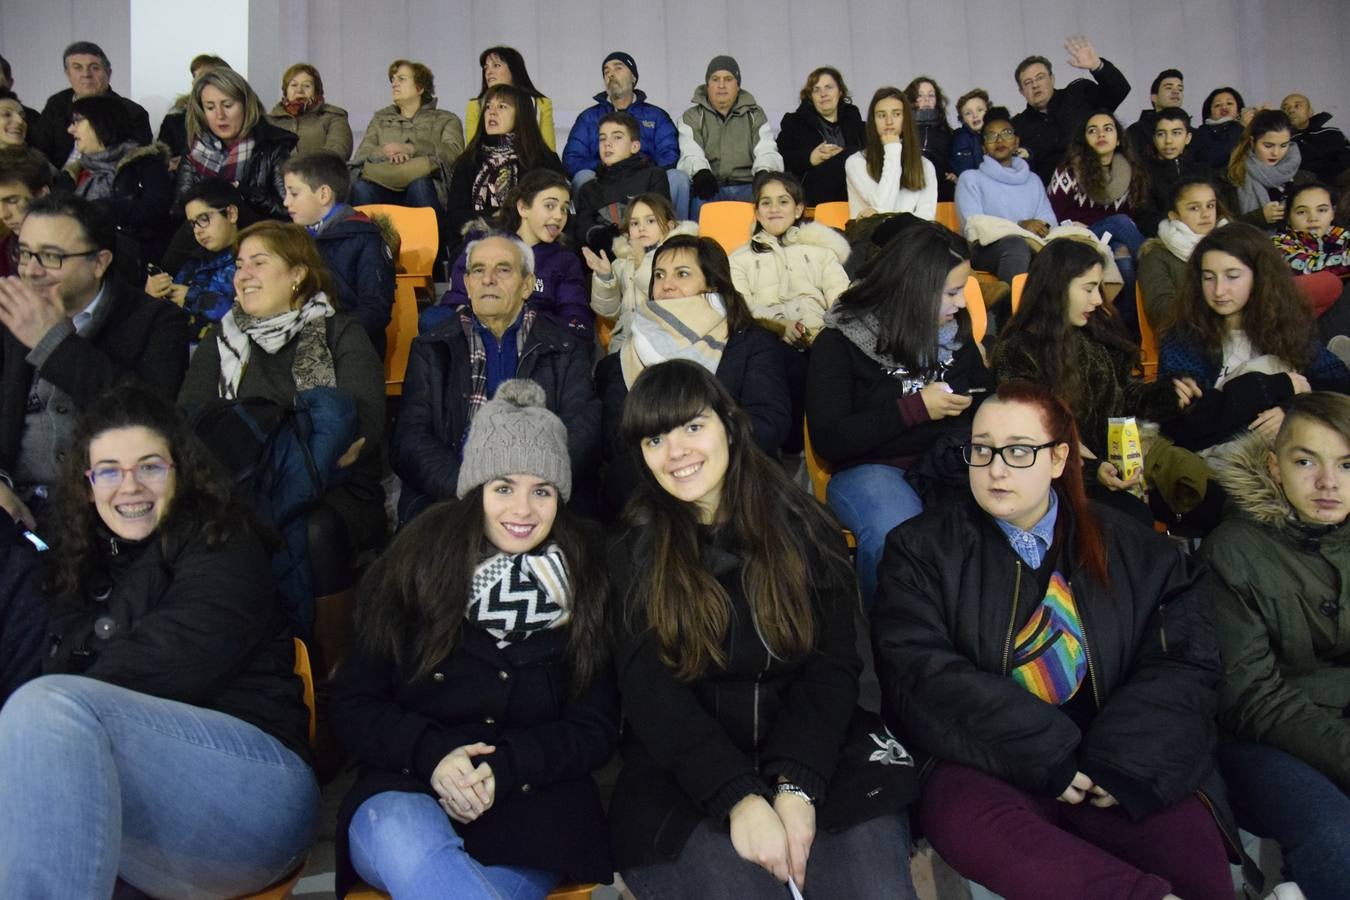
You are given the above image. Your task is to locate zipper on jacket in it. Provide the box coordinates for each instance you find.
[1158,603,1169,653]
[1073,578,1103,710]
[108,536,118,556]
[1001,561,1023,674]
[751,651,770,769]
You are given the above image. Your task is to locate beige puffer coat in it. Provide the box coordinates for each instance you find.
[728,221,851,334]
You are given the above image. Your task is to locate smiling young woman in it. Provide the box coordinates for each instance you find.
[608,360,919,899]
[0,386,318,898]
[330,379,615,899]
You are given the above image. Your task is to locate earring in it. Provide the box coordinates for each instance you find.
[291,282,300,294]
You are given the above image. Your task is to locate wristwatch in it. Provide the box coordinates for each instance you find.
[774,782,814,805]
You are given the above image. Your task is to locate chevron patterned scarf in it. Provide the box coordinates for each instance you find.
[467,543,570,648]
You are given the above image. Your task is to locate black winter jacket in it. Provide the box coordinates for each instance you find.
[331,625,619,895]
[39,88,152,167]
[608,523,882,868]
[0,516,44,706]
[570,155,670,251]
[173,119,298,220]
[777,100,866,207]
[314,205,396,357]
[0,279,190,481]
[81,142,175,255]
[392,314,600,523]
[595,325,790,518]
[1293,111,1350,184]
[805,326,993,470]
[1012,60,1131,184]
[44,521,312,763]
[873,494,1223,820]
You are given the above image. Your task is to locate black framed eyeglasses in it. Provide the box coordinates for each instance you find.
[962,441,1059,468]
[10,245,101,270]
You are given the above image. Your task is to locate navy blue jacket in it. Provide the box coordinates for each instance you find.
[392,314,600,524]
[314,205,395,357]
[562,90,680,176]
[949,124,984,176]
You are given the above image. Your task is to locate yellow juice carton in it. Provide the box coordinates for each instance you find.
[1107,416,1147,499]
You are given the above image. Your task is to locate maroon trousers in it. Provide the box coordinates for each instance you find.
[919,762,1233,900]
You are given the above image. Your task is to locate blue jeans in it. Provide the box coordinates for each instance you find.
[1090,213,1144,336]
[622,814,916,900]
[826,463,924,610]
[0,674,319,898]
[571,167,692,221]
[349,791,561,900]
[1219,741,1350,900]
[691,181,754,220]
[350,175,442,211]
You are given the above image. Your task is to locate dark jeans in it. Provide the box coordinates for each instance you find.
[1220,741,1350,900]
[622,814,916,900]
[920,762,1233,900]
[1090,214,1145,340]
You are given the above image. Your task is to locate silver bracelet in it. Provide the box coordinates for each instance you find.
[774,782,813,805]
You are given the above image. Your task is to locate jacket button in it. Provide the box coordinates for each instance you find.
[484,716,495,724]
[401,768,410,775]
[432,672,444,682]
[520,783,531,794]
[55,404,69,414]
[498,670,510,681]
[56,451,66,462]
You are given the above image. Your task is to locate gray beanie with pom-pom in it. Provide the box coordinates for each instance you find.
[456,379,573,501]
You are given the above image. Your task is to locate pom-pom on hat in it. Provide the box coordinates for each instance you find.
[456,379,572,501]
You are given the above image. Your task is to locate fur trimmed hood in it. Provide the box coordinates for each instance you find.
[1207,431,1293,531]
[749,220,850,264]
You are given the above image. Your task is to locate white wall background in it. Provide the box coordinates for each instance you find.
[3,0,1347,150]
[130,0,250,130]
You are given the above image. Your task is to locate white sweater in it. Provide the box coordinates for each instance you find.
[844,142,937,220]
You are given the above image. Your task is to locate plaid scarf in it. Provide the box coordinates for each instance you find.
[620,293,728,388]
[281,95,323,118]
[459,306,536,419]
[470,133,520,212]
[187,132,255,184]
[467,543,570,648]
[217,292,336,399]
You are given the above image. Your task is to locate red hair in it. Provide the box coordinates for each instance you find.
[990,380,1109,586]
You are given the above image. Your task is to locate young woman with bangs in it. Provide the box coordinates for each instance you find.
[608,360,918,900]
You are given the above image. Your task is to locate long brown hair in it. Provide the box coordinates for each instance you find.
[862,87,926,190]
[619,360,854,681]
[649,235,755,334]
[1227,109,1293,187]
[1164,221,1315,370]
[354,488,608,689]
[457,83,552,175]
[998,238,1138,414]
[986,381,1109,586]
[1065,110,1149,208]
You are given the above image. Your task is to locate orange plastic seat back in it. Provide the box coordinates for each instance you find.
[698,201,756,254]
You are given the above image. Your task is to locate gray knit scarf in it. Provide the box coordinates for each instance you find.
[1235,143,1304,215]
[824,306,961,392]
[73,142,138,201]
[217,292,336,399]
[1087,155,1133,206]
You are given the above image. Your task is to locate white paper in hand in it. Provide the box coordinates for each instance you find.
[788,877,806,900]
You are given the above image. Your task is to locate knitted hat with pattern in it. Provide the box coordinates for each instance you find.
[456,379,572,501]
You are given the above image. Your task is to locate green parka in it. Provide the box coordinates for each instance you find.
[1202,432,1350,790]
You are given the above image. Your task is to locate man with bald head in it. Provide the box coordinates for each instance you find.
[1281,93,1350,185]
[392,233,599,524]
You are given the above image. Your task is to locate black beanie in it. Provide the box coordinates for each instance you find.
[602,51,638,84]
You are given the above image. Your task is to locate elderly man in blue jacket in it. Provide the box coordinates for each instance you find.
[562,51,691,219]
